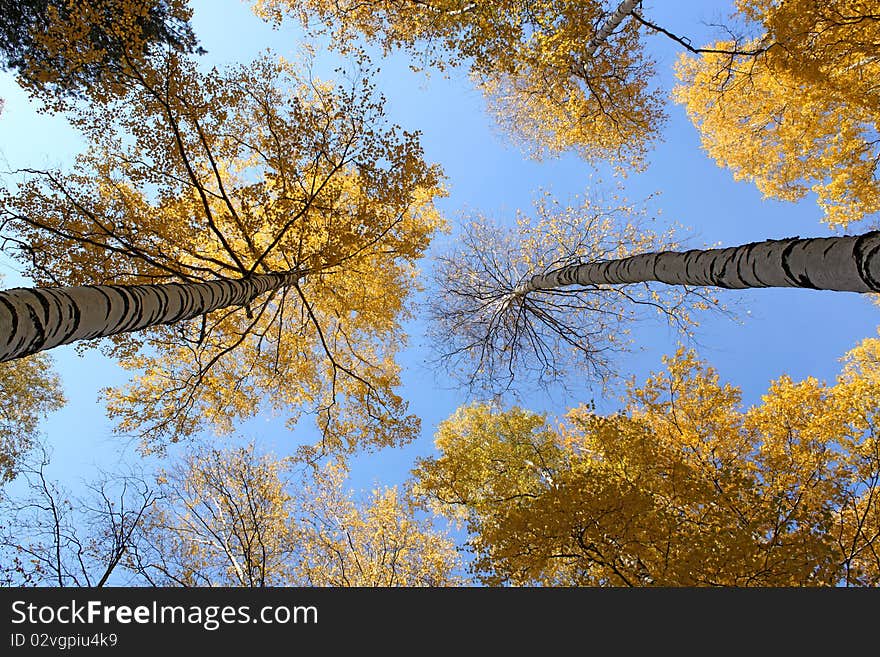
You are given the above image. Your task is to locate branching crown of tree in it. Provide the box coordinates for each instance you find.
[674,0,880,229]
[414,335,880,586]
[429,191,723,393]
[0,448,155,586]
[0,49,445,457]
[128,444,464,586]
[252,0,664,167]
[0,0,204,106]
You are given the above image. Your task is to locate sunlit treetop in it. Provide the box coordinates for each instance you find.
[130,444,464,586]
[0,49,446,457]
[252,0,665,168]
[414,337,880,586]
[133,444,299,586]
[292,461,465,586]
[0,0,203,107]
[674,0,880,229]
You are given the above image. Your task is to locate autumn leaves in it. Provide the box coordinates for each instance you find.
[675,0,880,231]
[3,40,445,458]
[0,0,879,586]
[417,344,880,585]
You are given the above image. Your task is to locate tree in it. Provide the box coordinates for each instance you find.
[0,0,202,106]
[430,193,880,392]
[253,0,662,166]
[291,461,463,586]
[0,447,156,586]
[0,273,300,362]
[127,444,298,586]
[413,338,880,586]
[127,443,464,586]
[674,0,880,229]
[256,0,880,202]
[0,49,445,456]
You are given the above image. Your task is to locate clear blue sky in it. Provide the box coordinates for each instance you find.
[0,0,877,501]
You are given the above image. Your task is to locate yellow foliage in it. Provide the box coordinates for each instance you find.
[137,444,463,586]
[10,0,198,108]
[674,0,880,229]
[0,354,65,483]
[415,340,880,586]
[293,462,464,585]
[0,51,445,455]
[140,445,297,586]
[252,0,664,167]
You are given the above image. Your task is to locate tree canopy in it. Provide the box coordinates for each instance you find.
[0,47,445,457]
[0,0,203,106]
[0,443,463,586]
[674,0,880,229]
[2,0,879,591]
[128,444,463,586]
[252,0,880,228]
[253,0,663,167]
[415,336,880,586]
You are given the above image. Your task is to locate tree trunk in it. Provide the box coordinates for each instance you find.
[0,272,300,362]
[514,232,880,296]
[584,0,641,58]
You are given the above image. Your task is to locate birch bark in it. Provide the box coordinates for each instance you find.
[583,0,642,58]
[513,232,880,297]
[0,272,301,362]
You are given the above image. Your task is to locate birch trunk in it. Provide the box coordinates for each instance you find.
[583,0,641,58]
[0,272,300,362]
[514,232,880,296]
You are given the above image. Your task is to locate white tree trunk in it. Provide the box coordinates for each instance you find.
[514,232,880,296]
[583,0,641,58]
[0,272,300,362]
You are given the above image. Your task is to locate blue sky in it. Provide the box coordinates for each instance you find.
[0,0,878,503]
